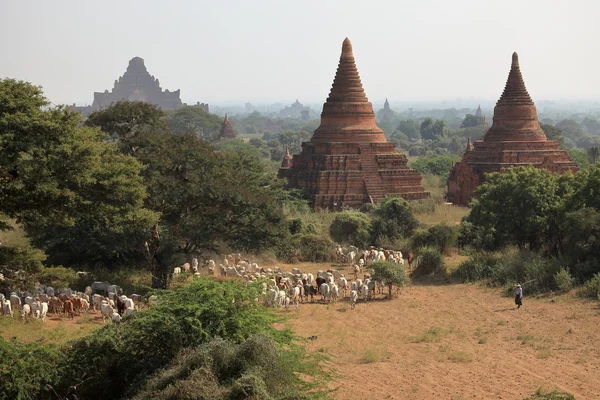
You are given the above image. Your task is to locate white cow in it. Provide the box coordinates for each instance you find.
[21,304,31,320]
[2,299,13,317]
[338,276,348,298]
[360,284,370,302]
[330,284,339,303]
[350,290,359,310]
[10,294,21,311]
[111,312,122,322]
[39,302,48,321]
[92,294,105,311]
[173,267,182,275]
[192,258,199,272]
[320,283,330,303]
[100,302,114,322]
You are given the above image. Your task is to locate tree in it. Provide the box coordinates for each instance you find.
[84,100,166,139]
[396,119,420,139]
[370,261,409,296]
[0,79,157,268]
[587,146,600,164]
[556,119,586,141]
[540,123,565,148]
[165,106,223,142]
[420,118,445,140]
[370,197,419,244]
[410,155,460,178]
[466,166,562,250]
[460,114,485,128]
[329,211,371,248]
[582,117,600,136]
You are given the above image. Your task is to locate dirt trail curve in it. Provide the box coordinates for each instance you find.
[286,281,600,400]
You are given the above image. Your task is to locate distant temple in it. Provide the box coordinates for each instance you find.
[474,104,488,125]
[377,98,394,122]
[220,114,236,139]
[447,53,578,206]
[72,57,208,116]
[279,38,429,210]
[279,99,311,119]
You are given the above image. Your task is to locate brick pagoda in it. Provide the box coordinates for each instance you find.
[220,114,236,139]
[279,38,429,210]
[447,52,578,206]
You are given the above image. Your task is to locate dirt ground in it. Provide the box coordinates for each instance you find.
[280,263,600,400]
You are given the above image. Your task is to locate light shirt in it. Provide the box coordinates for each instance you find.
[515,287,523,298]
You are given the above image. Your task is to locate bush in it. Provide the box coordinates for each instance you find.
[133,335,315,400]
[554,268,575,292]
[288,218,303,235]
[329,211,371,248]
[294,234,336,263]
[0,337,60,400]
[54,277,287,400]
[35,266,79,289]
[370,197,419,245]
[579,272,600,299]
[412,224,458,254]
[370,261,410,295]
[453,251,501,282]
[413,247,445,276]
[0,243,46,290]
[524,388,575,400]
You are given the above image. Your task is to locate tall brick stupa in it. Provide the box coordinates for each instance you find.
[447,52,578,206]
[279,38,429,210]
[220,114,236,139]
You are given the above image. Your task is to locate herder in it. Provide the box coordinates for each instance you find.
[514,284,523,309]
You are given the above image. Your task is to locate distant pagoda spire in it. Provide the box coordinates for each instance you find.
[475,104,483,117]
[281,145,292,168]
[384,98,390,110]
[466,137,473,152]
[311,37,386,144]
[483,52,546,142]
[220,114,236,139]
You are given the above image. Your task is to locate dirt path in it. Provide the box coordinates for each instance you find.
[285,278,600,400]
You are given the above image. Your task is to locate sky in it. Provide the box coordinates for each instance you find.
[1,0,599,107]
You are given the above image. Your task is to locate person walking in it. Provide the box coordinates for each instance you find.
[514,283,523,309]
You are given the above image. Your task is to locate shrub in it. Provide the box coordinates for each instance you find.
[35,266,79,289]
[579,272,600,299]
[370,261,410,295]
[329,211,371,248]
[453,251,501,282]
[370,197,419,245]
[288,218,303,235]
[132,335,315,400]
[0,337,60,400]
[524,388,575,400]
[55,277,287,400]
[554,268,575,292]
[413,247,445,276]
[412,224,458,254]
[295,234,336,263]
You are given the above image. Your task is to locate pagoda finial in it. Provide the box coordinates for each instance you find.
[220,114,235,139]
[512,52,519,68]
[342,37,353,58]
[281,145,293,168]
[466,137,473,152]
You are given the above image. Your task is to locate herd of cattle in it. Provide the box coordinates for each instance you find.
[0,281,146,323]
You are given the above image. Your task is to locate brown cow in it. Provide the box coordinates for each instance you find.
[63,299,75,319]
[58,293,69,303]
[49,297,63,315]
[70,297,82,315]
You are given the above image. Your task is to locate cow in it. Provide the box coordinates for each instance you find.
[350,290,359,310]
[63,299,75,319]
[303,284,316,303]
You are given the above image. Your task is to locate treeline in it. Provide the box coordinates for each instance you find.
[0,79,289,289]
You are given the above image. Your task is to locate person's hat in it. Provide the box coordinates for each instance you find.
[516,284,521,287]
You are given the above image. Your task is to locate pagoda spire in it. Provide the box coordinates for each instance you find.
[466,137,473,152]
[281,145,292,168]
[220,114,236,139]
[311,37,386,143]
[497,52,534,106]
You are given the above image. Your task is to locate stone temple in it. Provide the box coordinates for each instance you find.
[279,38,429,210]
[220,114,236,139]
[447,52,578,206]
[72,57,208,115]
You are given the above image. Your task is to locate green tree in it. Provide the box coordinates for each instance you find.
[420,118,445,140]
[370,197,419,244]
[466,166,562,250]
[396,119,421,139]
[165,106,223,142]
[410,155,460,178]
[370,261,410,295]
[329,211,371,248]
[587,146,600,164]
[84,100,166,139]
[460,114,486,128]
[540,123,565,148]
[567,148,591,169]
[556,119,586,141]
[0,79,157,268]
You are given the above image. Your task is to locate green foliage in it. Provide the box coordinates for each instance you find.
[420,118,445,140]
[452,251,502,282]
[165,106,223,142]
[329,211,371,248]
[579,273,600,299]
[567,148,591,169]
[396,119,421,139]
[410,155,459,178]
[35,266,78,289]
[0,243,46,290]
[460,114,486,128]
[85,100,166,139]
[413,247,445,276]
[370,261,410,295]
[133,335,317,400]
[523,389,575,400]
[412,224,458,254]
[56,277,288,400]
[540,123,566,148]
[554,268,575,292]
[370,197,419,245]
[288,218,303,235]
[295,234,336,263]
[0,337,61,400]
[466,166,562,251]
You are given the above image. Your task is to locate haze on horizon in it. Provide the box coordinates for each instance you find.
[1,0,599,107]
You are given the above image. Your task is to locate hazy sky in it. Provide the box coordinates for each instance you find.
[2,0,599,107]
